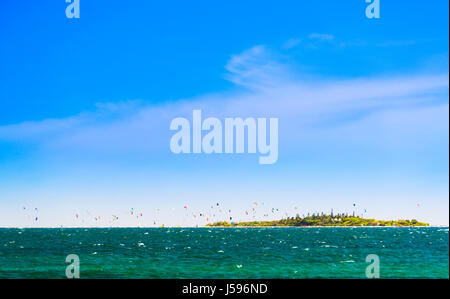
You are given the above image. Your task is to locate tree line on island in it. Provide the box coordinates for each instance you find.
[207,212,428,227]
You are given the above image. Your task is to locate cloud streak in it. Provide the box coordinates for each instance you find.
[0,45,448,157]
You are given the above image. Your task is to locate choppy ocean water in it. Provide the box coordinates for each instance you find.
[0,227,448,278]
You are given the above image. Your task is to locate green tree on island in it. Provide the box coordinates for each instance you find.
[207,214,428,227]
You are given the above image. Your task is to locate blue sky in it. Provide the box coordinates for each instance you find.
[0,0,448,226]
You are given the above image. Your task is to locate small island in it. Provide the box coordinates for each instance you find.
[207,213,429,227]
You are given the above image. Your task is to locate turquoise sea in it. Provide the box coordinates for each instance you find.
[0,227,448,278]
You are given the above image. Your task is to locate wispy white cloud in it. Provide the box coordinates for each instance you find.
[224,45,290,90]
[282,38,303,49]
[284,33,433,50]
[0,46,448,157]
[376,40,417,47]
[308,33,335,41]
[283,33,335,49]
